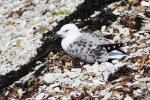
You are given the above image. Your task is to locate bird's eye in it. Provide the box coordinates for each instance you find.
[64,30,69,32]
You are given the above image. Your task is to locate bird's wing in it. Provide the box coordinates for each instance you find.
[80,33,111,45]
[82,33,126,54]
[66,33,109,63]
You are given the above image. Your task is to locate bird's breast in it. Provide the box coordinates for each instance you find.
[61,38,75,51]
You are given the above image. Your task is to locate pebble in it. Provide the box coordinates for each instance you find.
[141,0,150,7]
[112,60,119,64]
[101,26,106,32]
[71,68,82,73]
[83,62,100,75]
[35,93,45,100]
[143,23,150,31]
[133,89,142,96]
[43,73,55,83]
[92,79,102,86]
[50,83,60,88]
[60,77,73,86]
[70,91,82,97]
[48,97,56,100]
[53,87,61,92]
[69,72,81,79]
[124,94,133,100]
[17,89,24,98]
[72,79,81,87]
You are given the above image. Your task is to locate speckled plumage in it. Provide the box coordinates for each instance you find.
[66,33,110,63]
[57,23,125,63]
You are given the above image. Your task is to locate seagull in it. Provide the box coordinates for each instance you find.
[57,23,127,63]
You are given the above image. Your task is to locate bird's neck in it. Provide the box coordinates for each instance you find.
[61,33,81,50]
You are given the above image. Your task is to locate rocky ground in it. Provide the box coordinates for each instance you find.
[0,0,150,100]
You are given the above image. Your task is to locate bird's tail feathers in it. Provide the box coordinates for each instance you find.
[99,43,128,55]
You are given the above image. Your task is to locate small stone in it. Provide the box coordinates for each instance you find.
[35,93,45,100]
[43,73,55,83]
[69,72,80,79]
[71,68,82,72]
[133,89,142,96]
[139,43,146,48]
[141,0,150,7]
[124,94,133,100]
[50,83,60,88]
[16,39,22,46]
[17,88,24,98]
[48,97,56,100]
[92,79,101,86]
[112,60,119,64]
[101,25,106,32]
[53,87,61,92]
[47,52,54,59]
[60,77,73,85]
[143,23,150,31]
[72,79,81,87]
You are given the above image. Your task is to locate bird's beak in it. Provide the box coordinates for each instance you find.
[56,31,61,37]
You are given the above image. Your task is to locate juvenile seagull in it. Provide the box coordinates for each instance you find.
[57,23,126,63]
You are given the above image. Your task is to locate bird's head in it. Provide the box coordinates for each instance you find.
[57,23,80,38]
